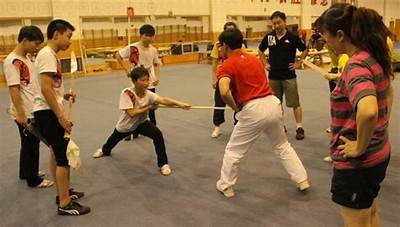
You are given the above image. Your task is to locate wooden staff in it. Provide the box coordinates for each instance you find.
[64,51,78,139]
[302,59,326,75]
[6,108,49,146]
[158,105,231,110]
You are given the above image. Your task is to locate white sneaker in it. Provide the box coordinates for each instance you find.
[38,170,45,177]
[93,149,104,158]
[297,180,311,192]
[216,181,235,198]
[325,127,332,133]
[323,156,333,162]
[211,127,222,138]
[160,164,171,176]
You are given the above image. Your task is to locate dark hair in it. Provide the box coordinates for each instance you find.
[218,28,243,50]
[315,3,393,79]
[139,24,155,36]
[223,22,238,31]
[130,66,150,81]
[47,19,75,40]
[18,26,44,43]
[270,11,286,21]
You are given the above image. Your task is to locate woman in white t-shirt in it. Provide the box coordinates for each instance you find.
[93,66,190,176]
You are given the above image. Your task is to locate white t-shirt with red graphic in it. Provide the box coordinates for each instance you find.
[118,42,161,89]
[115,87,159,133]
[4,52,37,119]
[32,46,65,112]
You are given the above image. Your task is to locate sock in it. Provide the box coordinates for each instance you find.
[296,123,302,129]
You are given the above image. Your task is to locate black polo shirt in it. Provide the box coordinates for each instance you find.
[259,30,306,80]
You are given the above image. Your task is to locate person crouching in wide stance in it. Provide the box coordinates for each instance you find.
[215,28,310,198]
[93,66,191,176]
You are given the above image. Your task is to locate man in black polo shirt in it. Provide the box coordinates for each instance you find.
[258,11,309,140]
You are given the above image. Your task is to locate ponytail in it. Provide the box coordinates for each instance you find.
[316,3,394,80]
[351,7,393,79]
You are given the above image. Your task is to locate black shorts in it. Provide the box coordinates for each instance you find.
[33,110,69,166]
[331,156,390,209]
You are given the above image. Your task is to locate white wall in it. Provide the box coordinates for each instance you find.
[0,0,210,38]
[382,0,400,25]
[242,20,267,33]
[0,20,22,39]
[0,0,399,39]
[0,0,52,35]
[0,0,52,18]
[344,0,400,28]
[211,0,330,33]
[300,1,330,29]
[82,18,114,30]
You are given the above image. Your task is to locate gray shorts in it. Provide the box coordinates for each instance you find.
[269,78,300,108]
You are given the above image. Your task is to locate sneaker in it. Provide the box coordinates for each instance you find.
[325,127,332,133]
[38,170,46,177]
[93,148,104,158]
[132,132,139,139]
[323,156,333,162]
[160,164,172,176]
[211,127,222,138]
[56,188,85,205]
[297,180,311,192]
[58,201,91,216]
[124,135,131,141]
[295,127,305,140]
[36,179,54,188]
[216,183,235,198]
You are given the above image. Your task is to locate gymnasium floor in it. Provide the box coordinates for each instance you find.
[0,64,399,226]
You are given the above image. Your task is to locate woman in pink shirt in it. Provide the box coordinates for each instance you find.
[316,3,394,226]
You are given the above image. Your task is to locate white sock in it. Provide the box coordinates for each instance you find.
[296,123,302,129]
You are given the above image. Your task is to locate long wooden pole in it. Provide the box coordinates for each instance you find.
[158,105,231,110]
[302,59,326,75]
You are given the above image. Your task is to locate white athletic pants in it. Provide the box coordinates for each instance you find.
[217,95,308,190]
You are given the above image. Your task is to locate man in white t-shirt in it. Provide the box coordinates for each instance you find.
[32,19,90,216]
[4,26,53,188]
[93,66,190,176]
[116,24,161,140]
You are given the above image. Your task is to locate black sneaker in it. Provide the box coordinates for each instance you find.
[296,127,305,140]
[56,188,85,205]
[132,132,139,139]
[58,201,90,216]
[124,135,132,141]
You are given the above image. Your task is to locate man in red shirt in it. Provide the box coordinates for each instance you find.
[215,28,310,198]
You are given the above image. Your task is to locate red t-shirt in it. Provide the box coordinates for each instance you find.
[216,50,273,106]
